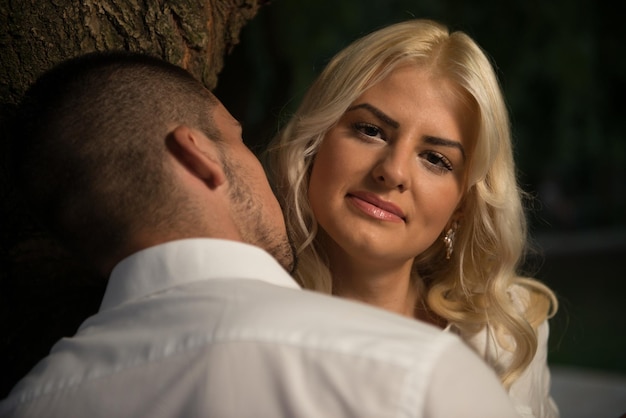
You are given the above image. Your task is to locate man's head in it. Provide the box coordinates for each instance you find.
[13,51,293,275]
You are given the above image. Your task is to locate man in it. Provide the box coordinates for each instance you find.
[0,52,518,417]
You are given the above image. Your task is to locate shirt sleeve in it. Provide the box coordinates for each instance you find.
[424,339,520,418]
[508,319,560,418]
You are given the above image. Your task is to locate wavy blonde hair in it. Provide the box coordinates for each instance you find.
[265,19,557,387]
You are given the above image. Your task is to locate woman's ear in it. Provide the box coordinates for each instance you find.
[167,125,226,189]
[453,195,467,222]
[452,208,464,222]
[446,207,464,231]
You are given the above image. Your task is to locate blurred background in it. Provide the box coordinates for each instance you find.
[213,0,626,414]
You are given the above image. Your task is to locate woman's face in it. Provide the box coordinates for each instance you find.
[308,64,475,267]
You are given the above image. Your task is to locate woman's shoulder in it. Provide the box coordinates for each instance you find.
[509,277,557,326]
[453,281,551,358]
[506,282,532,314]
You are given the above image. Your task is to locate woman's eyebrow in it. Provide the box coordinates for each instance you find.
[347,103,399,129]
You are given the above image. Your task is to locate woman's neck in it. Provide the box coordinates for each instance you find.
[328,257,446,327]
[331,261,418,318]
[320,232,443,325]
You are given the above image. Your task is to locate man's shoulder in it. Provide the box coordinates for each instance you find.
[0,278,468,418]
[206,278,462,363]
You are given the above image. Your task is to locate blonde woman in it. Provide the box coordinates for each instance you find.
[267,19,559,418]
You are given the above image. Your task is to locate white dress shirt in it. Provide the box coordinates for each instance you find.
[0,238,519,418]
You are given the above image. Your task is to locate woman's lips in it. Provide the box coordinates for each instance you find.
[346,192,406,222]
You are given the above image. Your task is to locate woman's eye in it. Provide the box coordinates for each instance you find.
[353,122,385,141]
[421,151,453,172]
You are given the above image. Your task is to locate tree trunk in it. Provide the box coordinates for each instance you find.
[0,0,267,397]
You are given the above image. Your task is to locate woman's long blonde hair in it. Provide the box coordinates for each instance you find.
[266,19,557,387]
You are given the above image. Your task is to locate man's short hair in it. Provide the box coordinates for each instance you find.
[13,51,220,266]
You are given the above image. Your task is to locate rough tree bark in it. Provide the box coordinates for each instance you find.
[0,0,267,397]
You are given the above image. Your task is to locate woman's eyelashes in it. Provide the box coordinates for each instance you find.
[351,120,455,174]
[353,122,386,142]
[420,151,453,173]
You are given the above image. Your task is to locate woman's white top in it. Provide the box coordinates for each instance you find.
[447,284,559,418]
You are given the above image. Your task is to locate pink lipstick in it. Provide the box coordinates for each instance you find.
[346,191,406,222]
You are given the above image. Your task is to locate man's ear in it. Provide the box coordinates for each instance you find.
[167,125,226,189]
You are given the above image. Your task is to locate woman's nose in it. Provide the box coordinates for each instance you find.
[371,148,411,192]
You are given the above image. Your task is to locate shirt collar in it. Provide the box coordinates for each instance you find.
[100,238,300,311]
